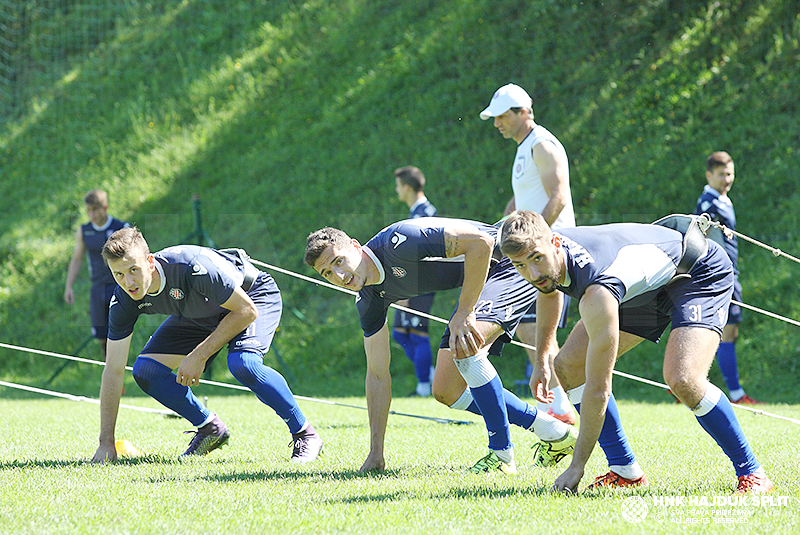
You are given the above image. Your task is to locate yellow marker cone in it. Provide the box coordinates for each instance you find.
[115,439,142,457]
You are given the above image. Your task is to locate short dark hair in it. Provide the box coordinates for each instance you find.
[393,166,426,193]
[84,189,108,208]
[500,211,552,257]
[706,151,733,171]
[304,227,352,267]
[102,226,149,264]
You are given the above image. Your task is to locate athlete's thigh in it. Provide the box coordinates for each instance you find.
[663,326,719,384]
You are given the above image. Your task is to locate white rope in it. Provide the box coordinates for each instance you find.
[707,220,800,265]
[0,379,177,416]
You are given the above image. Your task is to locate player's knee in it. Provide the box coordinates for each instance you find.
[132,357,168,393]
[227,351,261,385]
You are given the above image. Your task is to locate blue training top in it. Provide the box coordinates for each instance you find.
[695,184,738,276]
[107,245,248,341]
[555,224,684,307]
[357,217,498,337]
[82,217,129,284]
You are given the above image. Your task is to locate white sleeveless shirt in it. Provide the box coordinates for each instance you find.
[512,125,576,230]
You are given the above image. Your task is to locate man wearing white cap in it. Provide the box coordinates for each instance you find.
[480,83,576,424]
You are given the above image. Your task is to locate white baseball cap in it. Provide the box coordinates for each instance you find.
[479,83,533,120]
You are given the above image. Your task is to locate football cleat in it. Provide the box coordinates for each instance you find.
[732,394,764,405]
[532,426,577,468]
[734,472,774,495]
[289,424,324,463]
[467,451,517,475]
[586,470,649,490]
[181,416,230,457]
[546,407,577,425]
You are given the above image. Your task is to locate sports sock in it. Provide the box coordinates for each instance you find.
[227,351,306,434]
[132,357,210,427]
[549,385,573,415]
[453,352,511,452]
[716,342,743,394]
[567,384,637,467]
[409,333,433,383]
[449,387,554,433]
[691,383,759,477]
[530,410,571,442]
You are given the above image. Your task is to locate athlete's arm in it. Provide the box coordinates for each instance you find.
[360,323,392,472]
[442,221,494,356]
[176,286,257,387]
[64,227,86,305]
[553,284,619,493]
[530,289,563,402]
[92,334,132,463]
[533,142,570,227]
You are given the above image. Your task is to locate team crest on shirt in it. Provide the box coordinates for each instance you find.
[169,288,185,300]
[391,266,407,278]
[513,154,526,180]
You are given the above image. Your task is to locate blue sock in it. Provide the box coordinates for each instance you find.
[132,357,210,427]
[409,333,432,382]
[573,394,636,466]
[227,351,306,434]
[470,375,512,451]
[716,342,742,393]
[693,384,759,476]
[460,388,537,429]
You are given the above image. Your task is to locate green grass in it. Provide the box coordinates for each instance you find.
[1,393,798,534]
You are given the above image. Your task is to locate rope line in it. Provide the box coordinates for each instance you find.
[0,342,473,425]
[0,379,177,416]
[2,341,797,425]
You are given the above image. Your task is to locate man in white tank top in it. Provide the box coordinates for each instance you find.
[481,83,576,423]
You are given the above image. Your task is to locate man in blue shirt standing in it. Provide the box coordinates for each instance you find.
[91,227,323,464]
[65,190,129,358]
[695,151,760,404]
[392,166,438,397]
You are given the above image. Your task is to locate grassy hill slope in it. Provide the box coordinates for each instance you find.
[1,0,798,401]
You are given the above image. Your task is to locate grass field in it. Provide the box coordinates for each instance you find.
[1,391,798,534]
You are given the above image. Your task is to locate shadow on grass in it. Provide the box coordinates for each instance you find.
[0,454,177,470]
[198,467,405,484]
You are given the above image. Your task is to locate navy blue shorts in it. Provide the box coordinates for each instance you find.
[439,257,537,356]
[727,277,743,325]
[618,243,733,343]
[90,281,117,340]
[393,292,435,333]
[140,272,282,362]
[519,293,571,328]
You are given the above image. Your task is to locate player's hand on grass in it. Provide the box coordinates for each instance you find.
[92,442,117,463]
[176,355,205,387]
[359,451,385,473]
[448,309,484,356]
[552,465,584,494]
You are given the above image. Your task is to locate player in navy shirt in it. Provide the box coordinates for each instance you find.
[695,151,760,404]
[64,190,129,357]
[305,218,577,474]
[391,166,438,397]
[91,227,323,464]
[500,211,773,495]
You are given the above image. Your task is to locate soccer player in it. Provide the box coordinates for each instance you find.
[480,83,576,424]
[64,190,129,357]
[695,151,760,404]
[305,218,577,474]
[91,227,323,463]
[392,165,438,397]
[500,210,773,494]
